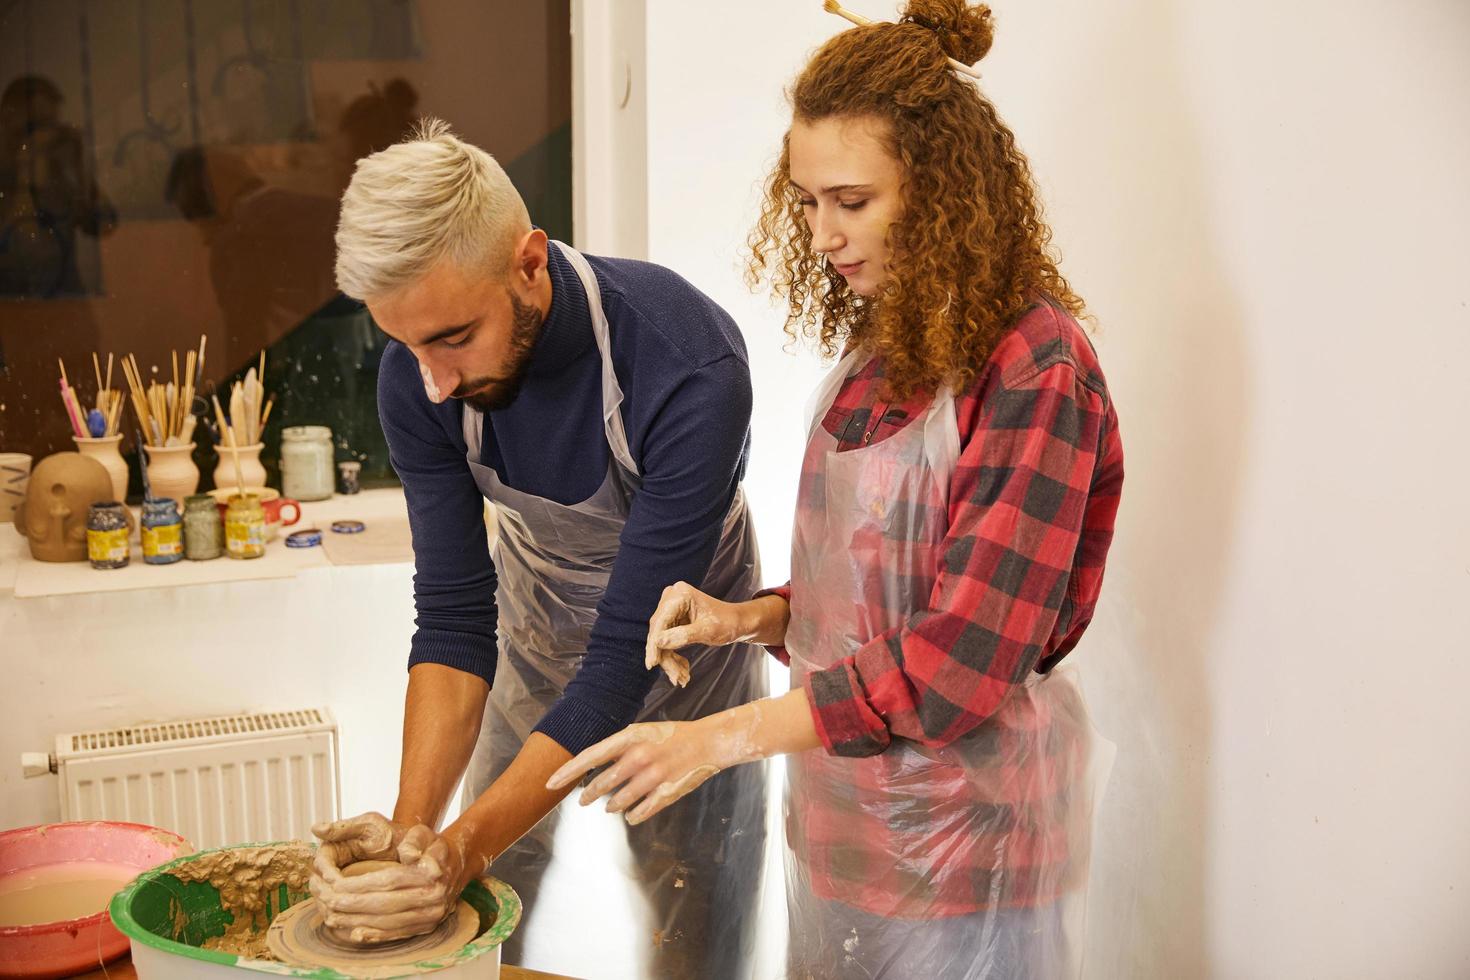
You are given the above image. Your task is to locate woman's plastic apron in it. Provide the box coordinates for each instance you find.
[783,348,1112,980]
[460,243,768,979]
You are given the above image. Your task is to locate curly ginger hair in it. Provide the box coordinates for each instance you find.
[748,0,1085,399]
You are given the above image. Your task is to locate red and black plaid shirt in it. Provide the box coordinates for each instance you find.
[765,301,1123,914]
[768,300,1124,760]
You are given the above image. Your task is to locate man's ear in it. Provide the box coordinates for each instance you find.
[510,228,550,289]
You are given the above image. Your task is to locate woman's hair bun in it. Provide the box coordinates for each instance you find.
[902,0,994,65]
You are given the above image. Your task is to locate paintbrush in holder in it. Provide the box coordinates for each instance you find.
[122,338,207,506]
[61,353,129,502]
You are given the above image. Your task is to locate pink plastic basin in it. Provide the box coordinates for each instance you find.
[0,821,190,979]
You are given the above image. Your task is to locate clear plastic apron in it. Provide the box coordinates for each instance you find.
[460,243,767,979]
[783,348,1113,980]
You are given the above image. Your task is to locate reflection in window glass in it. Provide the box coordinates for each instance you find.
[0,0,571,494]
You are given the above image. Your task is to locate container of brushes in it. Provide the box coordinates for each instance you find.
[144,445,199,509]
[210,443,266,493]
[73,435,128,503]
[0,453,31,524]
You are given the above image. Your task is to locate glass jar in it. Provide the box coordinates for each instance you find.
[337,460,362,495]
[225,494,267,560]
[183,494,224,561]
[86,502,130,569]
[141,497,184,564]
[280,425,335,501]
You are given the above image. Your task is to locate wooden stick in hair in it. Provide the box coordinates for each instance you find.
[821,0,983,78]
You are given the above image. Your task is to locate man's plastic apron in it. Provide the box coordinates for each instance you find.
[460,243,768,979]
[782,348,1112,980]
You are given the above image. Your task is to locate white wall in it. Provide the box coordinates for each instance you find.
[1,563,416,832]
[572,0,649,258]
[634,1,1470,977]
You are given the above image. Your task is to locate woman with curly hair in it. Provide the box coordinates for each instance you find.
[550,2,1123,975]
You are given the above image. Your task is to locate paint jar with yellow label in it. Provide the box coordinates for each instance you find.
[87,502,131,569]
[225,493,267,560]
[141,497,184,565]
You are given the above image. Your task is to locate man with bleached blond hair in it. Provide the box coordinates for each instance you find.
[308,118,767,978]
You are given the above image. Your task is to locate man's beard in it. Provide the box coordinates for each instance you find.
[454,290,544,412]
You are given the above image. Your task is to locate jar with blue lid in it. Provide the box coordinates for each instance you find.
[280,425,335,501]
[141,497,184,564]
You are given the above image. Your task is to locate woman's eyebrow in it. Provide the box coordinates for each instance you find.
[790,180,874,194]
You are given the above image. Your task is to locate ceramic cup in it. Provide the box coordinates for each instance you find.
[208,487,300,540]
[0,453,33,524]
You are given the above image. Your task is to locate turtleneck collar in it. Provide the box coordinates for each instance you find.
[526,241,597,378]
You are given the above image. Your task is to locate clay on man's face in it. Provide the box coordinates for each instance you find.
[369,258,544,413]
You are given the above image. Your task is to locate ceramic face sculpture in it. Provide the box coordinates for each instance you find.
[14,452,114,562]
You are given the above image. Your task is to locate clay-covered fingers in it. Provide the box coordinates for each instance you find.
[310,861,453,948]
[545,728,638,792]
[313,860,436,895]
[644,583,696,671]
[310,875,444,912]
[624,765,720,826]
[312,843,350,881]
[651,650,691,688]
[602,765,668,816]
[394,824,438,864]
[311,811,397,866]
[579,742,657,806]
[566,744,673,816]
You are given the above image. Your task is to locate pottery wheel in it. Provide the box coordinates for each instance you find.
[267,898,480,976]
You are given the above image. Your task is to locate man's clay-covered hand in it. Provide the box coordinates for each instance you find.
[311,811,412,880]
[308,822,467,945]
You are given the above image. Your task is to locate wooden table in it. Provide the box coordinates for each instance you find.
[76,956,577,979]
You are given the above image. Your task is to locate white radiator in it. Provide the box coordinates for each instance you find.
[47,708,340,851]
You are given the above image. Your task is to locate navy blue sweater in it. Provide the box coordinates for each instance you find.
[377,243,754,755]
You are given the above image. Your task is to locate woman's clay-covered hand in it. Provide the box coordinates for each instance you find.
[546,706,768,825]
[308,822,468,945]
[547,689,821,825]
[644,582,790,687]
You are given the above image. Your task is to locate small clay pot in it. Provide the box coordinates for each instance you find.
[144,444,200,509]
[212,442,267,495]
[73,435,128,503]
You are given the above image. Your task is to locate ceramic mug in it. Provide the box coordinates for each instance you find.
[0,453,33,524]
[208,487,301,541]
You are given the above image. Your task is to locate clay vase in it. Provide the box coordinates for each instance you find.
[73,435,128,503]
[212,442,267,494]
[144,444,199,508]
[0,452,31,524]
[14,452,114,562]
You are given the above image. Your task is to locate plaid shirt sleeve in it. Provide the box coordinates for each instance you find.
[754,583,793,665]
[805,356,1110,758]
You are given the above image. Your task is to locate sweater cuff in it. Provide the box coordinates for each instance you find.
[754,583,793,666]
[407,629,497,688]
[534,694,623,756]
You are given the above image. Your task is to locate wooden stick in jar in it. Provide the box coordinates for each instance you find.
[212,393,246,498]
